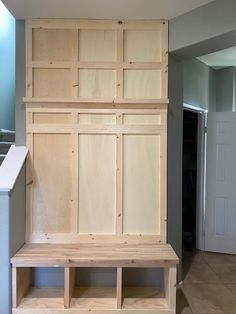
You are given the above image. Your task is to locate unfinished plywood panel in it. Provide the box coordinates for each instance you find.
[26,19,168,102]
[78,70,116,99]
[78,114,116,124]
[124,30,161,62]
[32,29,74,61]
[33,113,72,124]
[123,114,161,125]
[123,135,160,234]
[32,134,73,233]
[78,134,116,234]
[33,69,71,98]
[124,70,161,99]
[79,30,116,62]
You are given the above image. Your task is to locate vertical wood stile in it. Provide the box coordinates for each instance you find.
[26,22,33,98]
[161,21,168,100]
[116,28,124,100]
[116,113,123,235]
[72,29,79,98]
[26,109,34,243]
[64,267,75,308]
[164,267,177,309]
[160,110,167,243]
[71,112,79,233]
[117,267,123,309]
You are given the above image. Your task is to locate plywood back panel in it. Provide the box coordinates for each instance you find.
[79,30,117,62]
[26,19,168,101]
[32,133,73,234]
[78,70,116,99]
[32,29,74,61]
[26,105,167,244]
[33,69,72,98]
[124,70,161,99]
[124,30,161,62]
[78,135,116,234]
[123,135,160,234]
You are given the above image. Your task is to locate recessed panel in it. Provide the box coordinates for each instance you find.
[32,134,73,233]
[123,135,160,234]
[33,69,71,98]
[79,114,116,124]
[124,30,161,62]
[33,113,71,124]
[124,114,161,125]
[78,135,116,234]
[124,70,161,99]
[33,29,73,61]
[79,30,116,61]
[78,70,116,99]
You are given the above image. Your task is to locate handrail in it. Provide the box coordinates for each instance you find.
[0,145,28,192]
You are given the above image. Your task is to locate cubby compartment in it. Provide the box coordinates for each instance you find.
[12,267,64,309]
[122,268,167,309]
[66,267,118,309]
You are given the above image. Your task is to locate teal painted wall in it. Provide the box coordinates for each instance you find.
[215,67,235,112]
[183,58,216,111]
[0,1,15,131]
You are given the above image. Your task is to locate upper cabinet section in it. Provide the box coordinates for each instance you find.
[25,19,168,103]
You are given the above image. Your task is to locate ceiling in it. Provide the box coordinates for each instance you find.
[198,46,236,69]
[2,0,214,20]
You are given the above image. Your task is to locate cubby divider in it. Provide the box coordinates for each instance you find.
[64,267,75,308]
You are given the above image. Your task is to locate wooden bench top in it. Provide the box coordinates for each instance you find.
[11,243,179,268]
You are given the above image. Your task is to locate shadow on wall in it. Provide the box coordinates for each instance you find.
[0,1,15,131]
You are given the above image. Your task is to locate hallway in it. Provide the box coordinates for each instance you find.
[177,251,236,313]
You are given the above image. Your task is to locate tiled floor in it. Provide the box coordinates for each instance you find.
[177,250,236,314]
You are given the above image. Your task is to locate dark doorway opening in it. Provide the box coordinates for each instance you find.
[182,110,198,252]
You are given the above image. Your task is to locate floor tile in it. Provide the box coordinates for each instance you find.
[183,263,220,284]
[182,283,236,313]
[210,264,236,284]
[226,284,236,297]
[184,250,207,264]
[176,286,193,314]
[203,252,236,265]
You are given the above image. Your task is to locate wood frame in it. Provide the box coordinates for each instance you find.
[26,104,167,244]
[25,19,168,103]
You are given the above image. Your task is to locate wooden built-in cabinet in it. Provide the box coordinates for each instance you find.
[11,18,178,314]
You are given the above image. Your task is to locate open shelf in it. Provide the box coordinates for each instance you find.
[71,287,117,309]
[17,287,64,309]
[123,287,168,309]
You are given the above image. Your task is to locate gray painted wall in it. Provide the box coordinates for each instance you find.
[168,55,183,281]
[183,58,216,111]
[0,164,26,314]
[170,0,236,53]
[215,67,235,112]
[0,2,15,131]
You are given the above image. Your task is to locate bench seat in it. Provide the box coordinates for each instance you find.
[11,243,179,267]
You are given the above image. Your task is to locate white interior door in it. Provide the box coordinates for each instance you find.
[205,112,236,254]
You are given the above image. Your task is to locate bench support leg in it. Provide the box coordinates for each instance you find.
[164,266,177,310]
